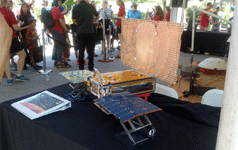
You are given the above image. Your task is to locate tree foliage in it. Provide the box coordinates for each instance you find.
[63,0,77,11]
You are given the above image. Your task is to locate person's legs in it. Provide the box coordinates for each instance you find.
[77,34,86,70]
[28,48,36,67]
[4,55,12,79]
[15,49,26,75]
[51,30,65,66]
[50,30,59,61]
[116,33,121,58]
[55,32,65,63]
[85,34,95,71]
[105,35,110,50]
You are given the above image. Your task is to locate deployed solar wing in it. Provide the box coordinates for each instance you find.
[94,92,161,122]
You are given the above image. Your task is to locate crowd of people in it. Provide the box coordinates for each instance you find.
[0,0,171,85]
[199,2,235,32]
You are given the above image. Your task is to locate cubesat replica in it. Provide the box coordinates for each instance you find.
[61,69,159,145]
[87,69,156,98]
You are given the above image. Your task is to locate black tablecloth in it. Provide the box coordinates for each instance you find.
[181,31,230,56]
[0,84,221,150]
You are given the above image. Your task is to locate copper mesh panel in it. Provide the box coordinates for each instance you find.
[121,19,183,83]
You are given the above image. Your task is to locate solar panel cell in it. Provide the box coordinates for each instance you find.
[94,92,161,122]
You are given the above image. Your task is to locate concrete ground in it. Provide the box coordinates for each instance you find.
[0,42,224,103]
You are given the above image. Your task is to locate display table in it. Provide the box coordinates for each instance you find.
[181,31,230,56]
[0,84,221,150]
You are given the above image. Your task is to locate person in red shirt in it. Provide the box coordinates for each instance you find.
[152,6,164,21]
[200,2,213,31]
[26,18,43,71]
[115,0,125,58]
[50,0,68,68]
[165,6,170,22]
[0,0,29,84]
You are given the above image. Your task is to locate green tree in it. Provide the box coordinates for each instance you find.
[63,0,77,11]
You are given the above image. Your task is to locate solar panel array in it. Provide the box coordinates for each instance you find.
[94,92,161,122]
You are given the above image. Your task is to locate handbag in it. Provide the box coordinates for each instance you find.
[34,39,43,63]
[95,22,103,41]
[98,11,114,35]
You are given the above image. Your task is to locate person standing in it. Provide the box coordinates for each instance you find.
[152,6,164,21]
[0,0,29,84]
[115,0,125,58]
[17,2,33,69]
[72,0,99,71]
[200,2,213,31]
[165,6,170,22]
[50,0,68,68]
[211,6,222,32]
[98,0,113,53]
[126,2,143,19]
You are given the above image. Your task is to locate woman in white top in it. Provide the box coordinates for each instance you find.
[98,0,113,53]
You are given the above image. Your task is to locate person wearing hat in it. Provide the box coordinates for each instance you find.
[211,5,222,32]
[50,0,69,68]
[126,2,142,19]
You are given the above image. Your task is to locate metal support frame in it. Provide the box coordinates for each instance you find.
[69,82,87,99]
[120,114,154,145]
[37,29,53,79]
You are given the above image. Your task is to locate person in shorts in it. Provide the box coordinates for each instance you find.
[0,1,29,85]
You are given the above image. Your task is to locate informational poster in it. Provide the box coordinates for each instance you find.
[12,91,71,120]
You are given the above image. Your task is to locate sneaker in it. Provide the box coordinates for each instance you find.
[94,53,98,57]
[76,59,79,65]
[108,57,115,60]
[15,74,29,82]
[7,78,14,85]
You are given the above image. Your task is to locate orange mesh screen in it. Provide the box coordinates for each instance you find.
[121,19,183,83]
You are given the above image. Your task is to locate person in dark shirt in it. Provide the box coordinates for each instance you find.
[211,6,222,32]
[72,0,99,71]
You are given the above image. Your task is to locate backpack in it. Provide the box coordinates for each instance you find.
[40,8,55,30]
